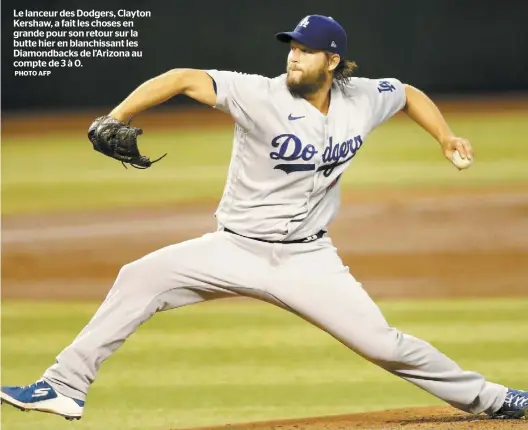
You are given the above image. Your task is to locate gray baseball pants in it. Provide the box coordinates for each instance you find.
[43,231,506,414]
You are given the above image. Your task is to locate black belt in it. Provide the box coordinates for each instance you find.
[223,228,326,244]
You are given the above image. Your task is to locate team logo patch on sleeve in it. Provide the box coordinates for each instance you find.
[377,80,396,93]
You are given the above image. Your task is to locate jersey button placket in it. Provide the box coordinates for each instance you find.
[305,117,325,221]
[313,118,327,193]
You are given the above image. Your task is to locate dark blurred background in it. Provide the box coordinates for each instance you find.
[2,0,528,111]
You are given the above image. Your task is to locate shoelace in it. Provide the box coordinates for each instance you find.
[21,380,45,390]
[505,392,528,408]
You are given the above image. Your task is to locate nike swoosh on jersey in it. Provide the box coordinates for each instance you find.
[288,114,305,121]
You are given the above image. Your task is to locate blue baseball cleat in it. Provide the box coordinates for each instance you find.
[0,380,84,420]
[492,388,528,419]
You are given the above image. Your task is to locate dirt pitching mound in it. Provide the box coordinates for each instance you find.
[185,406,526,429]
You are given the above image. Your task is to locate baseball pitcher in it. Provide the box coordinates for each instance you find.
[2,15,526,422]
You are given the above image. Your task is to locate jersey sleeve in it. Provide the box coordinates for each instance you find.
[362,77,407,132]
[206,70,269,131]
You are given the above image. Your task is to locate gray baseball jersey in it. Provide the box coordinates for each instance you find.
[206,71,406,240]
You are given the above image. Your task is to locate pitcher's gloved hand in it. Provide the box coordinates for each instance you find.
[88,115,167,169]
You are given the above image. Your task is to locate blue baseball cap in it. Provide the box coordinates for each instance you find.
[276,15,347,58]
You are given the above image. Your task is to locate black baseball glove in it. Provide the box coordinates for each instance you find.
[88,115,166,169]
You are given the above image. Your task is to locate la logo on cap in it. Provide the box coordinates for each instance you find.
[298,16,310,28]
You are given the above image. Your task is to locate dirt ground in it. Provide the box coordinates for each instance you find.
[3,186,528,301]
[186,406,528,430]
[2,102,527,429]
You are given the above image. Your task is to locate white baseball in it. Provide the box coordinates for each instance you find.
[451,150,473,170]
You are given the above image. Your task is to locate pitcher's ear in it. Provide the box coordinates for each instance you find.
[327,53,340,71]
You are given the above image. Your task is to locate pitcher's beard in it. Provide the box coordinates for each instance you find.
[287,69,327,98]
